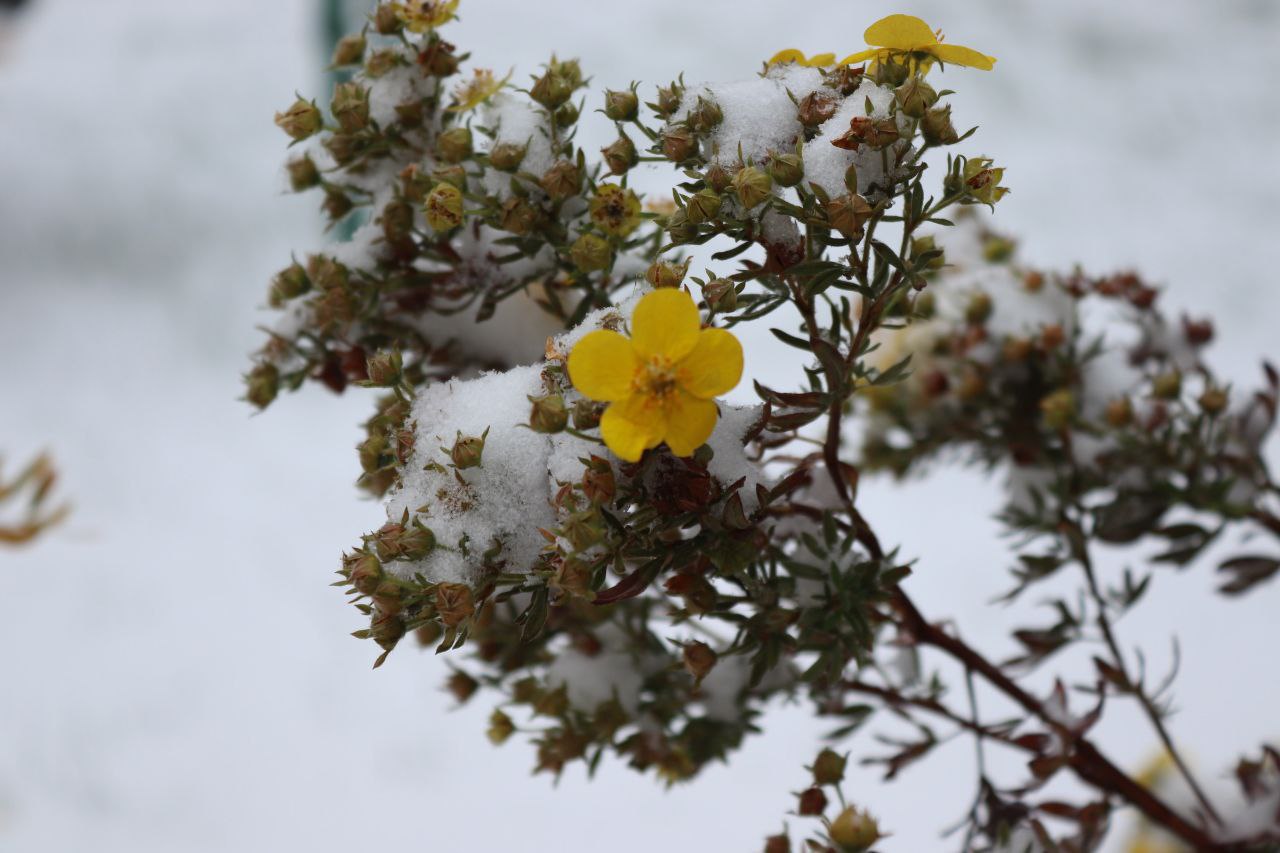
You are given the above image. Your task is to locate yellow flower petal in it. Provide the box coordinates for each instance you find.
[630,289,701,362]
[568,330,638,402]
[864,14,937,49]
[930,43,996,70]
[805,52,837,67]
[663,392,718,457]
[838,48,884,66]
[600,395,666,462]
[768,48,807,66]
[677,328,743,400]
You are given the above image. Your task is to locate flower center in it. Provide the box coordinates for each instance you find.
[634,358,679,402]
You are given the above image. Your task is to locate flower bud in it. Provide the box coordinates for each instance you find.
[665,208,697,244]
[364,48,401,78]
[425,182,464,231]
[330,82,370,133]
[662,127,697,162]
[581,457,615,502]
[798,787,828,816]
[380,198,414,243]
[487,709,515,744]
[434,582,475,628]
[733,166,773,210]
[449,430,487,469]
[432,163,467,190]
[828,806,882,851]
[589,184,641,236]
[963,158,1009,206]
[245,363,280,409]
[373,3,402,34]
[371,611,405,651]
[399,522,436,560]
[1040,389,1076,429]
[540,160,582,201]
[572,399,604,431]
[269,262,310,306]
[797,91,838,127]
[1152,370,1182,400]
[570,234,612,272]
[825,193,873,238]
[348,552,383,595]
[681,641,717,682]
[562,507,605,550]
[764,834,790,853]
[499,197,539,235]
[812,749,847,786]
[421,40,460,77]
[921,105,959,145]
[553,101,580,128]
[964,292,993,325]
[832,116,900,151]
[365,350,403,386]
[687,97,723,133]
[274,97,322,141]
[704,163,733,193]
[766,152,804,188]
[360,435,391,476]
[604,88,639,121]
[873,54,909,85]
[488,141,527,172]
[1105,396,1134,427]
[703,278,737,312]
[646,258,690,289]
[331,33,366,67]
[685,188,723,224]
[435,126,472,163]
[322,186,354,222]
[323,132,362,166]
[445,669,478,704]
[910,235,944,270]
[654,82,684,118]
[895,76,938,118]
[286,154,321,192]
[530,70,574,109]
[601,134,638,175]
[528,393,569,433]
[396,98,424,126]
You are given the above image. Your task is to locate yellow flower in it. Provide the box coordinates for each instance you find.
[394,0,459,33]
[568,290,743,462]
[448,68,513,113]
[767,49,837,68]
[840,14,996,71]
[589,184,641,238]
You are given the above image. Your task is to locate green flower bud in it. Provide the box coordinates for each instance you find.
[435,126,473,163]
[488,141,527,172]
[732,165,773,210]
[604,88,639,121]
[665,208,697,243]
[449,429,487,469]
[373,4,402,34]
[274,97,322,141]
[685,188,723,224]
[348,552,383,595]
[1152,370,1182,400]
[365,351,403,387]
[395,98,426,127]
[703,278,737,312]
[528,393,569,433]
[654,82,684,118]
[704,163,732,193]
[487,710,515,744]
[687,97,723,133]
[1199,387,1229,415]
[661,127,697,163]
[572,399,603,431]
[269,262,310,306]
[540,160,582,201]
[921,104,959,145]
[330,82,370,133]
[1039,389,1076,429]
[601,133,638,175]
[911,235,945,270]
[245,363,280,409]
[874,54,910,85]
[331,33,366,67]
[446,670,478,704]
[766,152,804,187]
[825,193,873,238]
[364,48,402,78]
[828,806,882,851]
[398,522,436,560]
[965,291,993,325]
[322,186,354,222]
[553,101,580,128]
[380,198,414,243]
[360,434,391,475]
[499,197,539,235]
[646,258,690,289]
[432,163,467,190]
[286,154,320,192]
[530,71,574,109]
[570,233,612,272]
[812,749,847,786]
[895,76,938,118]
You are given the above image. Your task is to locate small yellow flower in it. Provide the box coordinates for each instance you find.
[448,68,513,113]
[840,14,996,71]
[568,289,743,462]
[394,0,459,33]
[767,49,837,68]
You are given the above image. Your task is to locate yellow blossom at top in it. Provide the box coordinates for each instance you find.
[394,0,459,33]
[840,14,996,71]
[448,68,512,112]
[766,49,838,68]
[568,289,743,462]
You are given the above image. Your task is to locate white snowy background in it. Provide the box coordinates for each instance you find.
[1,1,1277,850]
